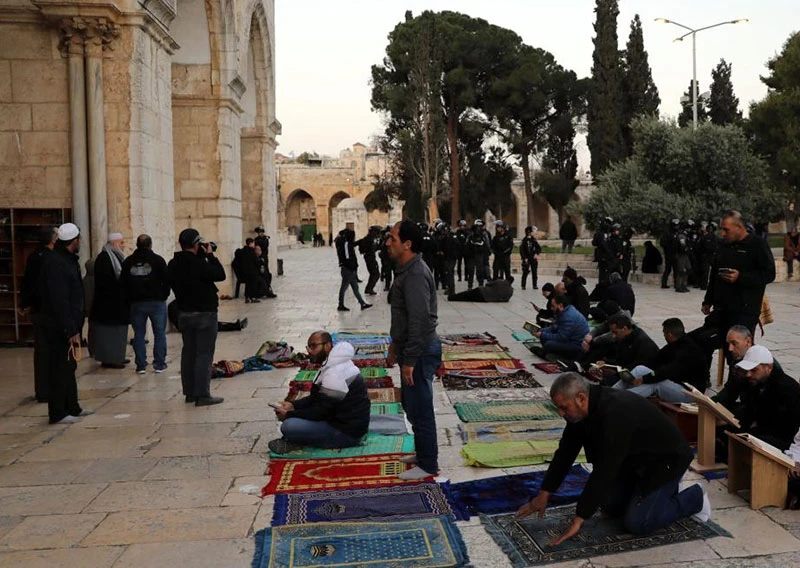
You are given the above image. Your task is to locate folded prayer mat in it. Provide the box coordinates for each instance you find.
[441,350,513,361]
[438,359,525,375]
[532,362,562,374]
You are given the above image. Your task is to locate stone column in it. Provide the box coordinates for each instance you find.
[84,30,108,256]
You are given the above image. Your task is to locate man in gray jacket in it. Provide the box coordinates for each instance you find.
[386,220,441,480]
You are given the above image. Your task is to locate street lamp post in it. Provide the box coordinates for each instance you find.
[655,17,748,130]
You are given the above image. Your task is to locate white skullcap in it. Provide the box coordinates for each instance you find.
[108,232,123,241]
[58,223,80,241]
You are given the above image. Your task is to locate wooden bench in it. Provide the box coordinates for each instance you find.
[726,432,794,509]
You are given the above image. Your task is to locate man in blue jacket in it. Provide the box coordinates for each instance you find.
[533,294,589,361]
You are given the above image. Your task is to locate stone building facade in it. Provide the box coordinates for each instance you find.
[0,0,279,287]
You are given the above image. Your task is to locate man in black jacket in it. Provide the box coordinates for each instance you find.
[355,226,381,295]
[702,210,775,351]
[121,235,170,374]
[517,373,707,544]
[520,225,541,290]
[595,313,659,386]
[38,223,86,424]
[562,267,590,317]
[613,318,707,402]
[335,224,372,311]
[560,216,578,254]
[20,226,57,402]
[168,228,226,406]
[491,220,514,282]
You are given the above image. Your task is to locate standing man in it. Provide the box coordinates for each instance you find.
[356,226,381,296]
[520,225,541,290]
[491,220,514,282]
[20,226,58,402]
[674,221,691,293]
[254,226,275,296]
[88,233,129,368]
[335,223,372,312]
[168,228,226,406]
[560,215,578,254]
[386,220,441,480]
[379,225,393,292]
[464,221,487,289]
[660,219,679,289]
[702,210,775,347]
[39,223,86,424]
[455,219,468,282]
[121,234,170,374]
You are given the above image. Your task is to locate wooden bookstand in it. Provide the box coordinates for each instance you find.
[726,432,794,509]
[683,383,740,473]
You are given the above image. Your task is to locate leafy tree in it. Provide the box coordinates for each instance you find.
[621,14,660,153]
[677,79,708,128]
[708,59,742,125]
[295,151,319,164]
[582,118,783,234]
[457,119,515,219]
[587,0,627,176]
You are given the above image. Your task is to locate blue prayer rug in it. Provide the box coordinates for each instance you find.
[271,483,465,525]
[448,465,589,517]
[252,515,469,568]
[481,505,727,567]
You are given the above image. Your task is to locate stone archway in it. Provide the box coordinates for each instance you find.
[286,189,316,240]
[327,191,350,241]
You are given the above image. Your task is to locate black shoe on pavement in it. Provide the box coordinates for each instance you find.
[361,303,373,310]
[533,285,539,289]
[185,396,196,403]
[268,438,302,454]
[337,305,350,312]
[195,396,224,406]
[101,363,126,369]
[239,317,249,329]
[521,286,526,290]
[365,290,377,295]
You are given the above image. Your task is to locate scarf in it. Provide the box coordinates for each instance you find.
[103,243,125,279]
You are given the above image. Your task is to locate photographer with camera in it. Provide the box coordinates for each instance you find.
[168,228,226,406]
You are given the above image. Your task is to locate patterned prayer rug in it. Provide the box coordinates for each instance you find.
[253,516,469,568]
[439,332,497,345]
[454,401,560,422]
[364,376,393,388]
[360,367,389,379]
[441,343,507,354]
[532,362,562,374]
[442,371,542,390]
[354,357,391,368]
[354,344,390,355]
[269,433,414,460]
[438,359,525,374]
[460,440,586,468]
[441,350,513,361]
[443,369,520,378]
[446,389,550,404]
[261,453,430,495]
[481,505,725,567]
[458,421,565,444]
[371,403,402,415]
[270,483,464,525]
[449,465,589,516]
[368,387,401,403]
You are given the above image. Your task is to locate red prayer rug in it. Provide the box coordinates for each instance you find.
[437,359,525,375]
[261,453,430,495]
[532,362,561,374]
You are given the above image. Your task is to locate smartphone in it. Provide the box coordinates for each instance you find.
[718,267,733,273]
[268,402,282,409]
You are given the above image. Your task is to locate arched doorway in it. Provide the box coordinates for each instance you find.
[328,191,350,242]
[286,189,316,241]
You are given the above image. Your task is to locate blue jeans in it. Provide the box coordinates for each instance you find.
[130,301,167,370]
[604,475,703,535]
[281,417,363,448]
[614,379,692,403]
[178,312,218,398]
[338,267,366,307]
[398,338,442,474]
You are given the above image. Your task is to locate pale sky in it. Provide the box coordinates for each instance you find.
[275,0,797,165]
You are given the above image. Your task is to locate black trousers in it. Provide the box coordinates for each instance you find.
[365,257,380,293]
[178,312,218,398]
[456,255,463,280]
[444,258,456,293]
[31,312,51,401]
[662,256,674,287]
[493,255,511,281]
[42,324,81,423]
[521,259,538,288]
[465,254,486,288]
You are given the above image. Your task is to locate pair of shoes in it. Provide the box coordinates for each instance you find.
[399,454,418,464]
[361,303,373,310]
[268,438,302,454]
[195,396,224,406]
[246,298,261,303]
[660,285,670,289]
[337,305,350,312]
[154,365,167,374]
[691,483,712,522]
[52,415,81,425]
[136,367,147,374]
[101,362,126,369]
[185,395,196,403]
[398,466,435,480]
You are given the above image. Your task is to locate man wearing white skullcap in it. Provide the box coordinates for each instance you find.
[88,232,130,368]
[38,223,87,423]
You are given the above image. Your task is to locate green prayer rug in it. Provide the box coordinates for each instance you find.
[461,440,586,468]
[371,403,402,415]
[270,433,414,459]
[454,401,560,422]
[458,421,566,444]
[293,370,319,382]
[360,366,389,378]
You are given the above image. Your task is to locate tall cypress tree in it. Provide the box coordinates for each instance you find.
[677,79,709,128]
[587,0,626,177]
[622,14,660,153]
[708,59,742,125]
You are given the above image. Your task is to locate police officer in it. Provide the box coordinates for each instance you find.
[443,223,460,295]
[432,221,449,290]
[674,220,691,293]
[696,221,718,290]
[455,220,468,282]
[419,223,437,275]
[379,225,394,292]
[620,226,636,282]
[465,220,488,289]
[660,219,679,289]
[593,217,614,283]
[520,225,541,290]
[253,226,274,295]
[355,226,381,295]
[491,220,514,281]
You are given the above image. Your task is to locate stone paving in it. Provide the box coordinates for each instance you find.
[0,246,799,567]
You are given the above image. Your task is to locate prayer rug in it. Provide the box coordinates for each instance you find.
[369,414,409,435]
[458,421,565,444]
[293,369,319,382]
[512,329,535,342]
[261,453,430,495]
[442,371,542,390]
[269,433,414,460]
[360,367,389,379]
[461,440,586,468]
[441,350,513,361]
[354,357,391,368]
[582,367,604,383]
[446,389,550,404]
[354,344,390,355]
[439,332,497,344]
[364,376,393,388]
[441,343,507,354]
[532,362,561,374]
[368,387,401,403]
[252,515,469,568]
[481,505,725,567]
[443,369,520,379]
[370,403,402,415]
[438,359,525,374]
[454,401,560,422]
[449,465,589,516]
[270,483,464,525]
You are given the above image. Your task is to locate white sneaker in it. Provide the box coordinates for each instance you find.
[78,409,95,416]
[691,483,712,523]
[398,466,435,480]
[399,455,418,464]
[55,415,81,424]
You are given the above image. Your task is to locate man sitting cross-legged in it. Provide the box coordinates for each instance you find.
[613,318,708,403]
[593,313,658,386]
[269,331,370,453]
[532,294,589,362]
[516,373,709,545]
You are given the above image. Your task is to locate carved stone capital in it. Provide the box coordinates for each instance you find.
[58,16,120,55]
[138,0,177,28]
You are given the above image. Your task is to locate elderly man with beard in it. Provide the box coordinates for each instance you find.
[516,373,709,544]
[268,331,370,454]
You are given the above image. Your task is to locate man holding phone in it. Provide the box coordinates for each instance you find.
[702,211,775,354]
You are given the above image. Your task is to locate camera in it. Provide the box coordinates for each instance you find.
[209,241,218,253]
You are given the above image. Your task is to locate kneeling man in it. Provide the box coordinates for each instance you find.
[517,373,709,544]
[269,331,370,453]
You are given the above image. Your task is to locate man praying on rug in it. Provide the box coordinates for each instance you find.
[516,373,709,545]
[268,331,370,454]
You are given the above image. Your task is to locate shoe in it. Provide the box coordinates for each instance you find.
[521,286,526,290]
[337,306,350,312]
[246,298,261,303]
[266,292,277,298]
[533,286,539,290]
[136,367,147,374]
[154,365,167,373]
[361,303,373,310]
[101,363,126,369]
[195,396,224,406]
[268,438,302,454]
[661,285,670,289]
[691,483,712,523]
[531,346,547,358]
[399,454,418,464]
[398,466,436,480]
[239,317,249,330]
[185,396,196,403]
[77,409,95,417]
[52,415,81,424]
[365,290,377,295]
[123,359,130,364]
